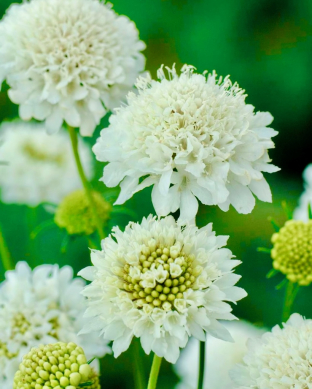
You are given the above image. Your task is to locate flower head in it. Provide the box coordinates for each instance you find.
[0,0,145,136]
[230,313,312,388]
[294,164,312,221]
[55,189,111,235]
[0,262,109,389]
[0,121,92,206]
[93,65,279,223]
[271,219,312,285]
[175,321,265,389]
[13,342,100,389]
[79,215,246,363]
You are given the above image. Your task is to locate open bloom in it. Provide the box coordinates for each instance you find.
[230,313,312,388]
[0,121,92,206]
[93,65,279,223]
[175,321,265,389]
[294,164,312,221]
[14,342,100,389]
[0,0,145,136]
[79,215,246,363]
[0,262,109,389]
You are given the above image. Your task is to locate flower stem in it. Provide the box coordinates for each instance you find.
[197,341,206,389]
[68,126,105,242]
[0,222,14,271]
[132,339,146,389]
[147,354,162,389]
[282,280,299,322]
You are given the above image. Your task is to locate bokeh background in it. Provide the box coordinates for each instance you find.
[1,0,312,388]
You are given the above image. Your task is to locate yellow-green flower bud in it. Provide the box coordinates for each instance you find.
[271,220,312,286]
[55,189,111,235]
[13,342,100,389]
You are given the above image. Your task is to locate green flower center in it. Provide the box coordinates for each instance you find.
[271,220,312,285]
[23,142,64,164]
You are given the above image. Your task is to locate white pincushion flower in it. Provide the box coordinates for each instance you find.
[175,321,265,389]
[230,313,312,388]
[294,164,312,221]
[0,262,109,389]
[0,121,92,206]
[79,215,246,364]
[93,65,279,223]
[0,0,145,136]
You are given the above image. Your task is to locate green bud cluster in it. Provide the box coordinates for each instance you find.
[13,342,100,389]
[122,244,197,311]
[271,220,312,285]
[55,189,111,235]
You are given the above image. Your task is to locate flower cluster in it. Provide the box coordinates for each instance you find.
[79,215,246,363]
[13,342,100,389]
[0,262,109,389]
[175,321,265,389]
[0,0,145,136]
[94,65,279,223]
[294,164,312,221]
[230,314,312,388]
[0,121,92,206]
[271,220,312,285]
[55,189,111,235]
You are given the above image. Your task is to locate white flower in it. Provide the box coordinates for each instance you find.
[79,215,246,363]
[175,320,265,389]
[93,65,279,223]
[294,164,312,221]
[0,262,110,389]
[0,0,145,136]
[0,121,92,206]
[230,313,312,388]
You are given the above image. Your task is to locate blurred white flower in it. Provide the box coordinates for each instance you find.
[0,121,92,206]
[175,320,265,389]
[0,262,110,389]
[293,164,312,221]
[79,215,246,364]
[230,313,312,388]
[93,65,279,223]
[0,0,145,136]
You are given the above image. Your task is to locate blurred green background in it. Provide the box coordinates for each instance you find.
[0,0,312,388]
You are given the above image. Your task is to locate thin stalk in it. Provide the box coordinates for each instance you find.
[197,341,206,389]
[68,126,105,241]
[282,281,299,322]
[147,354,162,389]
[132,339,146,389]
[0,223,14,271]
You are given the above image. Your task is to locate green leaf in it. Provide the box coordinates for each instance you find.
[30,219,55,240]
[87,357,96,365]
[275,278,288,290]
[268,217,280,232]
[308,202,312,220]
[266,268,278,279]
[79,382,93,387]
[257,247,271,254]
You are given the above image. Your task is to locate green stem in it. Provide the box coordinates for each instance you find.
[282,281,299,322]
[197,341,206,389]
[147,354,162,389]
[132,339,146,389]
[0,222,14,271]
[68,126,105,242]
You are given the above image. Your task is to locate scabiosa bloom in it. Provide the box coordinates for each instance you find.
[14,342,100,389]
[0,262,109,389]
[230,314,312,388]
[271,219,312,286]
[93,65,279,223]
[79,215,246,363]
[0,121,92,206]
[0,0,145,136]
[175,321,265,389]
[55,189,112,236]
[294,164,312,221]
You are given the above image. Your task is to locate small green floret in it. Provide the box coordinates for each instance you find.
[13,342,100,389]
[55,189,111,235]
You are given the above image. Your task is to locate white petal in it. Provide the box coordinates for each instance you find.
[228,182,255,214]
[248,178,272,202]
[179,189,198,223]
